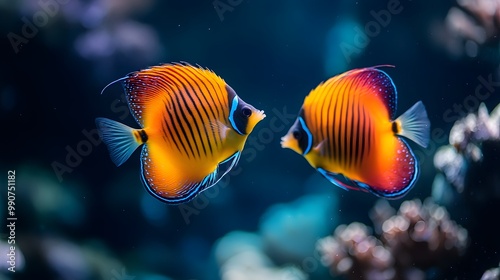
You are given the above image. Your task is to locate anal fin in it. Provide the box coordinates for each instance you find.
[192,151,241,193]
[217,151,241,178]
[367,138,419,199]
[140,146,241,204]
[317,168,368,192]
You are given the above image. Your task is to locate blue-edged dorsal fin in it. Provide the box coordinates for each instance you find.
[120,63,227,127]
[337,65,397,119]
[120,67,174,127]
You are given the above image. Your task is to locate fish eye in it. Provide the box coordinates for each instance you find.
[293,130,302,139]
[242,107,252,117]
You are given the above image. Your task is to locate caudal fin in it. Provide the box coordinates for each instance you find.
[395,101,430,148]
[95,118,142,166]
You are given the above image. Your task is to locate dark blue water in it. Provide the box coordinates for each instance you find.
[2,1,500,279]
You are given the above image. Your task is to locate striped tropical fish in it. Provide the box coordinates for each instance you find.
[96,63,265,204]
[281,66,430,199]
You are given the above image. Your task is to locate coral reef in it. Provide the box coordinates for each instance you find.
[482,262,500,280]
[431,102,500,280]
[433,103,500,205]
[317,199,468,280]
[432,0,500,59]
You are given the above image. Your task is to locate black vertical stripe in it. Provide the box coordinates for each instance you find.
[175,83,204,158]
[334,79,347,162]
[165,99,191,158]
[185,85,215,156]
[171,94,197,158]
[348,91,356,168]
[129,65,232,162]
[173,70,213,124]
[160,99,175,145]
[366,112,372,156]
[353,99,361,167]
[314,90,323,145]
[321,80,337,157]
[160,124,169,143]
[162,113,179,151]
[210,74,228,120]
[318,82,330,140]
[306,84,321,148]
[157,67,224,157]
[359,106,366,165]
[181,83,208,157]
[204,83,225,146]
[344,80,354,168]
[169,69,210,157]
[361,105,370,162]
[342,86,350,168]
[332,81,340,162]
[338,80,347,167]
[349,73,362,168]
[155,76,192,156]
[328,91,337,159]
[341,76,355,168]
[180,66,222,150]
[189,70,222,146]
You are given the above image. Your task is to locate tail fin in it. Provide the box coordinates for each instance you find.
[95,118,142,166]
[394,101,430,148]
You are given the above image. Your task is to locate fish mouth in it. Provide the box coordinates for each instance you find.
[247,109,266,133]
[256,110,266,121]
[280,134,289,148]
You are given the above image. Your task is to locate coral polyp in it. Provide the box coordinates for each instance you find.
[317,199,468,280]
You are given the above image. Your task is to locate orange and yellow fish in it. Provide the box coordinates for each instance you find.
[96,63,265,204]
[281,66,430,199]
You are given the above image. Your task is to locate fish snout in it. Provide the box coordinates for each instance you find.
[280,133,291,148]
[246,108,266,134]
[257,110,266,121]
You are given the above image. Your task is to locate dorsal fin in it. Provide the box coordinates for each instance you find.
[307,65,397,119]
[343,65,397,119]
[100,77,127,95]
[121,64,179,126]
[105,63,227,126]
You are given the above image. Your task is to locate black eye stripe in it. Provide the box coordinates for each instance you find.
[289,114,313,155]
[228,93,250,135]
[298,116,313,154]
[242,107,252,117]
[293,130,301,139]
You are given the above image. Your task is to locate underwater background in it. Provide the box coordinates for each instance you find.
[2,0,500,279]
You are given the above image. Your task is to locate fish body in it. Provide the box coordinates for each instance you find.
[281,66,430,199]
[96,63,265,204]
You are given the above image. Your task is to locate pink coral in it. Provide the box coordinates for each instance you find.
[317,199,468,280]
[432,0,500,58]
